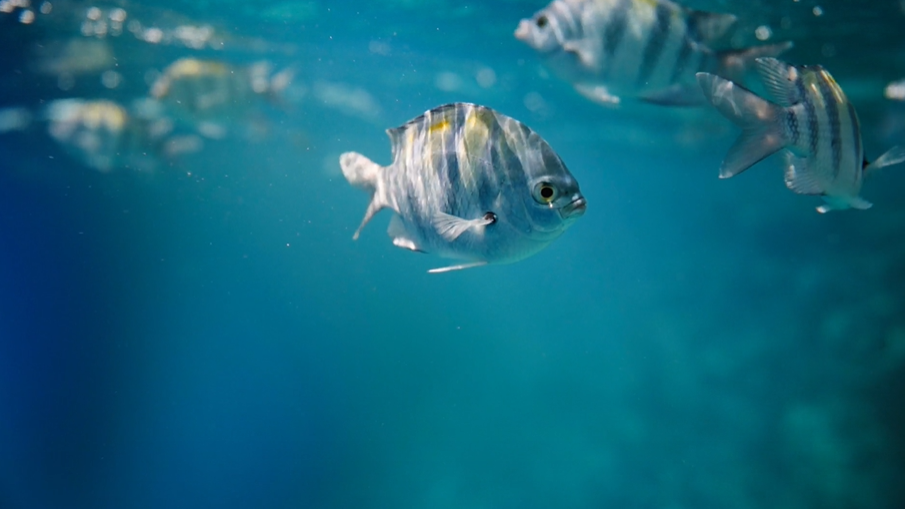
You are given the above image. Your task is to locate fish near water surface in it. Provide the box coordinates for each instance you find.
[515,0,791,107]
[340,103,586,273]
[697,58,905,213]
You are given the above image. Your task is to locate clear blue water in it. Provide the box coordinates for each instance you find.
[1,1,904,508]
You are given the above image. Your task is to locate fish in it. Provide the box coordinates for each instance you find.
[514,0,791,107]
[150,57,294,136]
[43,98,201,172]
[339,102,587,273]
[696,58,905,213]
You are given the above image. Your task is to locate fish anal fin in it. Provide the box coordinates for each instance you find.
[784,154,824,195]
[388,215,425,253]
[427,261,488,274]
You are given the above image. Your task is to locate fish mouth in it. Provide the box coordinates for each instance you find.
[561,196,587,218]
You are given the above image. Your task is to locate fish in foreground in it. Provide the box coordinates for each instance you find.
[340,103,586,273]
[515,0,791,107]
[697,58,905,213]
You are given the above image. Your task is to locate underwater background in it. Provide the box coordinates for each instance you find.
[1,0,904,508]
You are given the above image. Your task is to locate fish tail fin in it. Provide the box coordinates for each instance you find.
[696,72,787,178]
[716,41,794,84]
[340,151,386,240]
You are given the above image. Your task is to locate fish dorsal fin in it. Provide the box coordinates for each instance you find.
[756,57,801,107]
[387,103,461,161]
[432,211,495,242]
[864,144,905,178]
[784,154,824,195]
[687,9,737,44]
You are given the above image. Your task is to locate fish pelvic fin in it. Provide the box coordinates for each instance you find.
[716,41,794,84]
[696,72,787,178]
[864,144,905,179]
[340,151,386,240]
[427,261,488,274]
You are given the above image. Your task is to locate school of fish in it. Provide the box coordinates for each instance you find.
[1,0,904,273]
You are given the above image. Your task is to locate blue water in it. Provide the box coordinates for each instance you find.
[1,1,904,508]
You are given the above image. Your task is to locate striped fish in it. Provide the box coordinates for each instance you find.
[340,103,586,273]
[515,0,791,106]
[697,58,905,213]
[151,58,293,137]
[43,98,201,172]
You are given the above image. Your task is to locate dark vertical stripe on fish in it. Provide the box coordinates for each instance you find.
[603,0,632,65]
[798,79,819,155]
[818,78,842,178]
[786,109,799,145]
[847,101,862,183]
[638,3,672,86]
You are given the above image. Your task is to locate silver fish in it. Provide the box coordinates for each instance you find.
[150,58,293,137]
[515,0,791,106]
[697,58,905,213]
[340,103,586,273]
[43,98,201,172]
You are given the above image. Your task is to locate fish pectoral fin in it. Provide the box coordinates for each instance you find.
[639,84,703,106]
[783,155,824,195]
[573,84,621,106]
[864,144,905,178]
[388,215,426,253]
[432,211,494,242]
[427,261,488,274]
[562,41,598,70]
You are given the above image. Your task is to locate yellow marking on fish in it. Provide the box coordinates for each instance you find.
[459,107,494,192]
[81,101,127,131]
[167,58,229,79]
[819,69,847,104]
[803,72,826,109]
[428,119,452,134]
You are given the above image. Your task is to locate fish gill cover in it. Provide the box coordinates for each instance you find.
[0,1,904,509]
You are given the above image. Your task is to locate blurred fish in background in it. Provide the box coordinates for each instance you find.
[514,0,791,106]
[42,97,201,171]
[150,57,295,139]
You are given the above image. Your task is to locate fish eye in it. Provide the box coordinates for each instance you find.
[534,182,558,204]
[536,15,548,28]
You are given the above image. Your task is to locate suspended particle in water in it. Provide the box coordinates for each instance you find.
[19,8,33,23]
[755,25,772,41]
[86,6,101,20]
[101,70,122,89]
[813,6,824,16]
[476,67,496,89]
[39,0,49,13]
